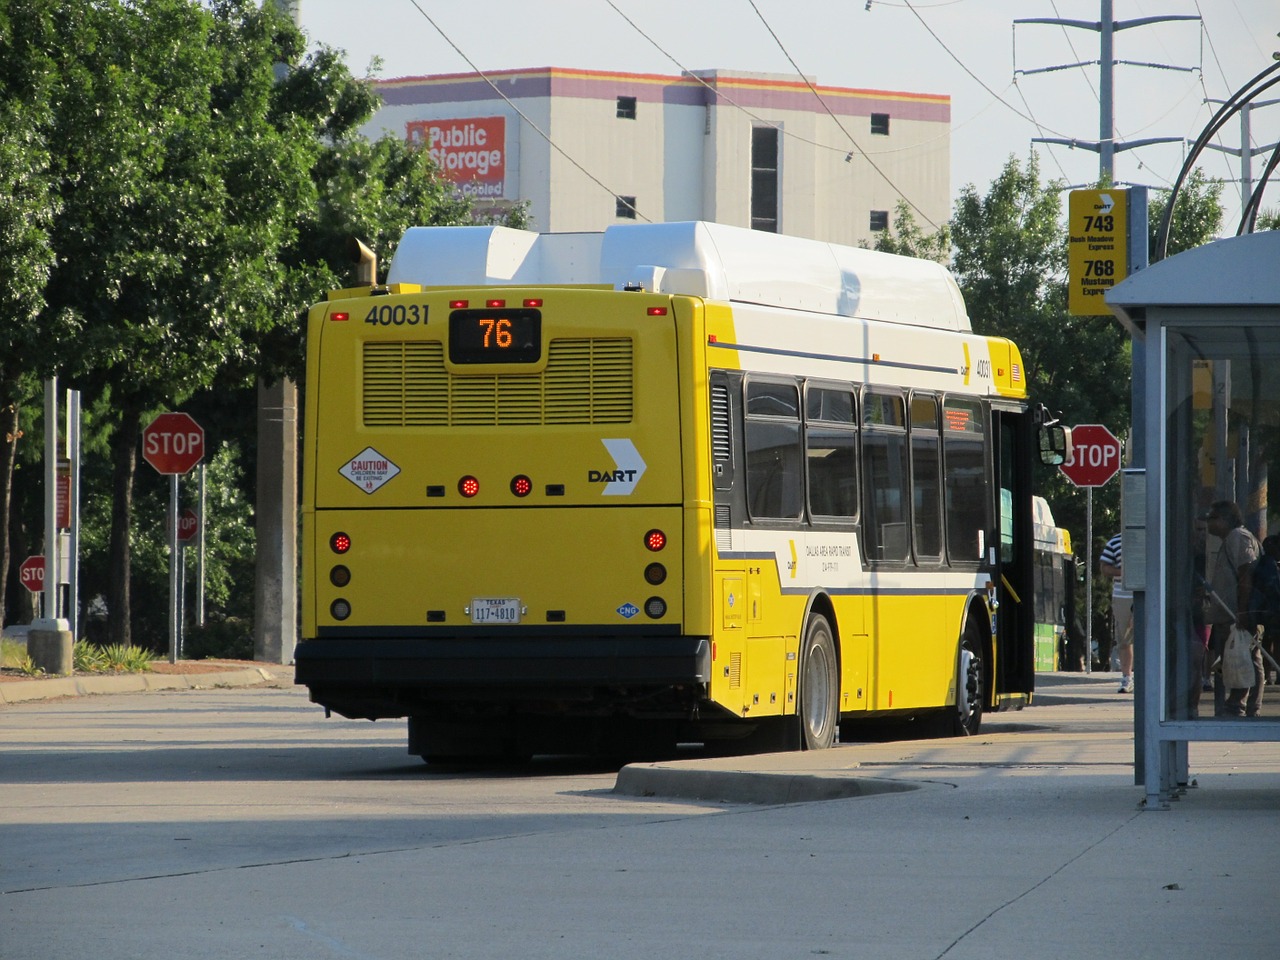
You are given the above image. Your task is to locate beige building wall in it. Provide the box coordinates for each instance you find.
[366,67,950,248]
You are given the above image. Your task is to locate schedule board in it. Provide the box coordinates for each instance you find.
[1068,189,1129,316]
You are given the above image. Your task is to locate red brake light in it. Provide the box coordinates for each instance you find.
[645,529,666,552]
[647,307,668,316]
[331,311,350,322]
[510,475,532,497]
[459,476,480,498]
[486,298,506,308]
[449,299,469,309]
[330,532,351,554]
[523,298,543,307]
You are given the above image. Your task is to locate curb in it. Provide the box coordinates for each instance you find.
[0,667,276,705]
[614,764,921,805]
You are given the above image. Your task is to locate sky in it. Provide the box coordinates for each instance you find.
[296,0,1279,236]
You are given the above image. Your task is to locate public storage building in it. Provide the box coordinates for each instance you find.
[362,66,950,247]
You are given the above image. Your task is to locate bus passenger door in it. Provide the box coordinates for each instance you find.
[991,405,1035,700]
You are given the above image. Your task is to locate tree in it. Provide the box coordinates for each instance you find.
[0,0,60,627]
[38,0,324,645]
[871,200,950,264]
[1149,168,1224,258]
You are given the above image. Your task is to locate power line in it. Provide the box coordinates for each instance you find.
[744,0,940,228]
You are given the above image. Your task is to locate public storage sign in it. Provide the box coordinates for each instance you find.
[407,116,506,198]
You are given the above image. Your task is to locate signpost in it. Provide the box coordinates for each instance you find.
[1060,423,1124,674]
[1068,189,1129,316]
[142,412,205,663]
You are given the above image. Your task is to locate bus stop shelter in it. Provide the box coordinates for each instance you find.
[1107,230,1280,807]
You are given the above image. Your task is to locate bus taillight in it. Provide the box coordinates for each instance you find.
[523,298,543,308]
[510,475,532,497]
[486,298,506,308]
[449,299,468,309]
[330,532,351,554]
[644,529,666,551]
[459,476,480,498]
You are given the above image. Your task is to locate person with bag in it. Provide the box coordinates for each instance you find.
[1202,500,1264,717]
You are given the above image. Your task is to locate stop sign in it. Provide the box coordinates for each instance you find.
[1060,423,1122,487]
[19,555,44,593]
[177,508,199,543]
[142,412,204,475]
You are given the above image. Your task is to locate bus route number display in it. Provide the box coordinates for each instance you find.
[1068,189,1128,316]
[449,309,542,364]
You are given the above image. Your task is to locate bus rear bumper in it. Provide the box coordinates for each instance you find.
[294,632,712,720]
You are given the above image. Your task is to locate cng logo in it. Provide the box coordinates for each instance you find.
[589,439,646,495]
[617,602,640,619]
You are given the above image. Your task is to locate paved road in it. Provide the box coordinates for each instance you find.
[3,674,1279,959]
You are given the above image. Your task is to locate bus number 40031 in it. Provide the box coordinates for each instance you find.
[364,304,424,326]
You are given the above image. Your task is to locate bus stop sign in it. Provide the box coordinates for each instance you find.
[1060,423,1122,487]
[142,412,204,475]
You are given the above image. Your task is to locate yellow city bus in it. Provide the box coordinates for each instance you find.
[295,221,1065,760]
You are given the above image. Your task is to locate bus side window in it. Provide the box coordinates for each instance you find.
[942,397,989,565]
[909,393,943,561]
[862,389,910,562]
[805,383,858,521]
[744,378,803,521]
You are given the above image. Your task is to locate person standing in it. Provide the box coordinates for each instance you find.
[1100,532,1134,693]
[1203,500,1264,717]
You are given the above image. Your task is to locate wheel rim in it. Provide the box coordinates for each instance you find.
[804,632,834,740]
[959,643,983,731]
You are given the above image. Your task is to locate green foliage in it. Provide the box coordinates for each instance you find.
[182,616,253,661]
[871,200,951,264]
[1148,168,1224,259]
[1,636,27,668]
[72,640,106,672]
[95,642,156,673]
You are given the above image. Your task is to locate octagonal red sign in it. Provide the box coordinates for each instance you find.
[142,412,204,476]
[1059,423,1122,488]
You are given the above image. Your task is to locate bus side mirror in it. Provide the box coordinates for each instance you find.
[1038,424,1072,466]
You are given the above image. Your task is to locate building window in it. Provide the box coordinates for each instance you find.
[616,195,637,219]
[871,112,890,136]
[616,96,637,120]
[751,126,779,233]
[870,210,889,232]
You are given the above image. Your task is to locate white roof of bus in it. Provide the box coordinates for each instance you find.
[386,221,971,332]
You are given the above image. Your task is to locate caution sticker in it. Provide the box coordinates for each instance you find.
[340,447,401,494]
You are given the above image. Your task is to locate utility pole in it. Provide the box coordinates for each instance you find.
[1014,0,1200,182]
[1201,98,1280,209]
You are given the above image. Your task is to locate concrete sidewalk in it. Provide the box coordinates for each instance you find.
[617,672,1280,807]
[0,662,289,705]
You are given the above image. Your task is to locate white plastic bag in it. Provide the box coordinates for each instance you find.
[1222,626,1256,690]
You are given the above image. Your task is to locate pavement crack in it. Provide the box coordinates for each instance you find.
[932,810,1143,959]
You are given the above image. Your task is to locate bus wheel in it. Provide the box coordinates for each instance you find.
[798,614,839,750]
[951,627,985,737]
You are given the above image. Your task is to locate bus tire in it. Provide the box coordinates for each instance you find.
[798,613,839,750]
[951,624,985,737]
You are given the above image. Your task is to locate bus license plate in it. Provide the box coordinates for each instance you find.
[470,598,521,625]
